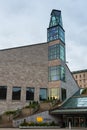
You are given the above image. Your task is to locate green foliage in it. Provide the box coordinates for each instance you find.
[25,101,39,109]
[49,121,56,126]
[20,121,58,126]
[5,110,16,115]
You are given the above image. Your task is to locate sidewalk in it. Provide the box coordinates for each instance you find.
[0,128,87,130]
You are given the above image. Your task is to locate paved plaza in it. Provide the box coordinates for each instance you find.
[0,128,87,130]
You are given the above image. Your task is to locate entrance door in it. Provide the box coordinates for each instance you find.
[80,117,85,127]
[67,117,73,127]
[74,117,85,127]
[74,117,79,127]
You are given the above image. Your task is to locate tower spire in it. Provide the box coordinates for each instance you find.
[47,9,65,43]
[49,9,63,28]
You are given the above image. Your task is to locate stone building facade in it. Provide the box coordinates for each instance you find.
[0,10,79,114]
[72,69,87,88]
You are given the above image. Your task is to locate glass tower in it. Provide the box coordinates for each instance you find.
[48,10,66,101]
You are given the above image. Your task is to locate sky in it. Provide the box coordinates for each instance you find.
[0,0,87,71]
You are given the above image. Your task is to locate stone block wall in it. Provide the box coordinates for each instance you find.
[0,43,48,113]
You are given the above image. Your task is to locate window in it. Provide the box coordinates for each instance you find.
[26,87,34,100]
[49,15,57,27]
[61,88,66,101]
[83,74,85,78]
[47,26,59,42]
[39,88,47,101]
[12,87,21,100]
[58,26,65,42]
[48,44,65,61]
[48,66,65,82]
[47,26,65,43]
[0,86,7,100]
[48,66,60,81]
[75,75,77,79]
[80,75,81,78]
[59,44,65,61]
[49,88,59,100]
[60,66,65,81]
[48,44,59,60]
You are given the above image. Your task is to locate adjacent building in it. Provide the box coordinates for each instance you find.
[0,10,79,114]
[72,69,87,88]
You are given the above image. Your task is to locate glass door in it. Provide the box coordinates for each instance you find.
[67,117,73,127]
[80,117,85,127]
[74,117,79,127]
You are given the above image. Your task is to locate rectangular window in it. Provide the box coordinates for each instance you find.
[58,26,65,42]
[47,26,59,42]
[48,44,65,61]
[48,44,59,60]
[39,88,47,101]
[61,88,66,101]
[49,88,59,100]
[48,66,60,81]
[26,87,34,100]
[48,66,65,82]
[60,66,65,81]
[59,44,65,61]
[0,86,7,100]
[12,87,21,100]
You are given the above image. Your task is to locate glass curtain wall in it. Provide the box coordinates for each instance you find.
[48,65,65,82]
[48,44,65,61]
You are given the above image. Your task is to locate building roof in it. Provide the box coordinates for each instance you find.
[0,42,47,52]
[51,108,87,114]
[50,89,87,115]
[72,69,87,74]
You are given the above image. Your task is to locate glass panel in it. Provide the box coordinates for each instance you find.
[12,87,21,100]
[49,88,59,100]
[59,44,65,61]
[60,66,65,81]
[61,88,66,101]
[39,88,47,101]
[47,26,59,42]
[49,10,63,28]
[48,44,59,60]
[48,66,60,81]
[0,86,7,100]
[26,87,34,100]
[58,26,65,42]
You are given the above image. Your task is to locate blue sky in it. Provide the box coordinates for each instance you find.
[0,0,87,71]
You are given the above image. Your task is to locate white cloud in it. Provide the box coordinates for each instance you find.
[0,0,87,71]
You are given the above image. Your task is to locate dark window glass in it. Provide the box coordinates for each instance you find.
[61,88,66,101]
[60,66,65,81]
[39,88,47,101]
[0,86,7,100]
[12,87,21,100]
[26,87,34,100]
